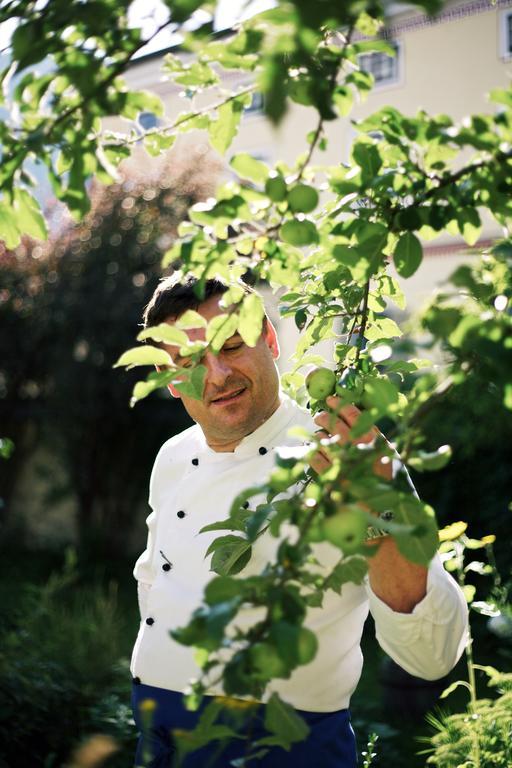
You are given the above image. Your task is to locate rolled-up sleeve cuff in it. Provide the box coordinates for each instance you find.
[365,554,469,680]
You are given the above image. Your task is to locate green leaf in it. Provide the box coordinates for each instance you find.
[173,365,207,400]
[0,437,14,460]
[378,275,406,310]
[113,345,172,369]
[448,315,481,348]
[173,60,219,89]
[208,99,244,155]
[230,153,269,184]
[458,208,482,246]
[13,189,47,240]
[175,310,208,330]
[265,174,287,202]
[325,556,368,593]
[238,293,265,347]
[361,377,400,415]
[130,370,175,407]
[489,88,512,108]
[208,536,252,576]
[206,313,240,352]
[408,445,452,472]
[204,577,244,605]
[393,497,439,566]
[462,584,477,603]
[144,132,176,157]
[200,512,249,534]
[352,142,382,182]
[333,86,354,117]
[263,694,309,751]
[172,600,240,651]
[260,54,288,124]
[394,232,423,278]
[355,12,383,37]
[0,202,21,249]
[169,0,205,23]
[440,680,472,699]
[365,317,402,342]
[137,324,190,346]
[504,382,512,411]
[280,220,319,246]
[121,90,164,120]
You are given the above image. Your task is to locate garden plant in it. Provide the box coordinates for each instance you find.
[0,0,511,765]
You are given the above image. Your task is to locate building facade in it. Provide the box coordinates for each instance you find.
[119,0,512,323]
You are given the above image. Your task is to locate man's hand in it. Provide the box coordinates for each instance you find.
[310,395,392,480]
[310,395,428,613]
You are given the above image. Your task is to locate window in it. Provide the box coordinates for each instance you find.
[138,111,160,131]
[244,91,264,115]
[358,41,401,87]
[499,10,512,59]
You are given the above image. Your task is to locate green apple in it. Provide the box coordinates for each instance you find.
[249,642,289,679]
[337,366,364,405]
[321,507,367,553]
[288,183,319,213]
[306,367,336,400]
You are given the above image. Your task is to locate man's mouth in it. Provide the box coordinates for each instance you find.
[210,387,247,405]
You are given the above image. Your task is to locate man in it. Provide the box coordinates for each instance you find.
[131,274,468,767]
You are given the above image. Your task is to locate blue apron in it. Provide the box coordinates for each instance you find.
[132,680,358,767]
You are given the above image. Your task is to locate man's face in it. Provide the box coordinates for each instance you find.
[161,294,281,451]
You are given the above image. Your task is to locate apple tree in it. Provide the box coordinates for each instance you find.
[1,0,511,760]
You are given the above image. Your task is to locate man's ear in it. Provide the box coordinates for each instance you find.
[155,364,181,399]
[263,317,280,360]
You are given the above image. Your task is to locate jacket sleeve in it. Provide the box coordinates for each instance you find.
[365,553,469,680]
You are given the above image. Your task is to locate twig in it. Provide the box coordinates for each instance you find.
[104,84,257,147]
[39,18,176,143]
[354,280,370,366]
[388,150,512,229]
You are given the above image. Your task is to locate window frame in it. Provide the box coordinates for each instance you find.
[357,39,403,90]
[499,9,512,60]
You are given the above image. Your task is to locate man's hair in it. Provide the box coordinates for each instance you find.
[142,273,257,328]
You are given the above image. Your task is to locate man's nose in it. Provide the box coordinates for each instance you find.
[204,351,232,386]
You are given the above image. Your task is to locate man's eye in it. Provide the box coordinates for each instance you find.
[224,343,243,352]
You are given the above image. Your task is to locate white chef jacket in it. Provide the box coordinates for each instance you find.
[131,393,468,712]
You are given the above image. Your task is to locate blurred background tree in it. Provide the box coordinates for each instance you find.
[0,149,220,558]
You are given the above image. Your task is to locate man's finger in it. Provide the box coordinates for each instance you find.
[325,397,362,427]
[309,449,332,475]
[325,396,377,444]
[314,412,351,442]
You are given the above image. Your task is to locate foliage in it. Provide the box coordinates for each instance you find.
[0,0,446,248]
[0,550,137,768]
[421,525,512,768]
[426,676,512,768]
[1,0,512,762]
[404,245,512,570]
[362,732,379,768]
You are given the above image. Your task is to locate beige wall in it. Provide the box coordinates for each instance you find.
[122,2,512,165]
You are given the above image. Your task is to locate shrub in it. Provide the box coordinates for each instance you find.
[0,551,137,768]
[425,672,512,768]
